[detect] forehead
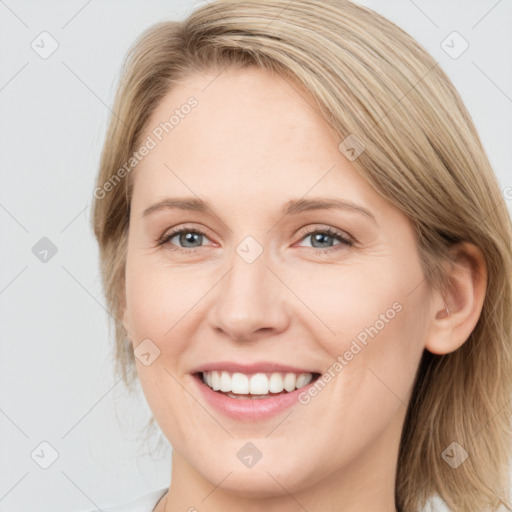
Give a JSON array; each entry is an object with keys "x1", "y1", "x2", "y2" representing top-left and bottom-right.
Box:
[{"x1": 130, "y1": 66, "x2": 380, "y2": 213}]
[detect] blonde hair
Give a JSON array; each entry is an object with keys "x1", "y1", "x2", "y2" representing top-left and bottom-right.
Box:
[{"x1": 91, "y1": 1, "x2": 512, "y2": 510}]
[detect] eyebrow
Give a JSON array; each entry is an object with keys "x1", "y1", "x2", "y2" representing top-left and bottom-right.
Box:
[{"x1": 142, "y1": 196, "x2": 377, "y2": 223}]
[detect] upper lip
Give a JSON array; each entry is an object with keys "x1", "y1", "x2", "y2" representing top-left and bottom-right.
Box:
[{"x1": 191, "y1": 361, "x2": 319, "y2": 375}]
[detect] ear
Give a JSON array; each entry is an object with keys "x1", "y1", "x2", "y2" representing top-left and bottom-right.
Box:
[{"x1": 424, "y1": 243, "x2": 488, "y2": 355}]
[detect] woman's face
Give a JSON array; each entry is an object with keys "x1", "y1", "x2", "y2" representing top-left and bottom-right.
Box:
[{"x1": 123, "y1": 67, "x2": 431, "y2": 503}]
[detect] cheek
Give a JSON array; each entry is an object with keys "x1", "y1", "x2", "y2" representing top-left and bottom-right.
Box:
[
  {"x1": 292, "y1": 250, "x2": 427, "y2": 400},
  {"x1": 286, "y1": 265, "x2": 427, "y2": 473},
  {"x1": 330, "y1": 277, "x2": 427, "y2": 422},
  {"x1": 124, "y1": 258, "x2": 211, "y2": 444},
  {"x1": 124, "y1": 257, "x2": 207, "y2": 349},
  {"x1": 283, "y1": 256, "x2": 422, "y2": 347}
]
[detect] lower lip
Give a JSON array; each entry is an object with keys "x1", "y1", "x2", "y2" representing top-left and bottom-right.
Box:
[{"x1": 193, "y1": 374, "x2": 316, "y2": 421}]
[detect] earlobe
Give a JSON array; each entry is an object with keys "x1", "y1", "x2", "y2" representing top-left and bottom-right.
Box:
[{"x1": 425, "y1": 243, "x2": 488, "y2": 355}]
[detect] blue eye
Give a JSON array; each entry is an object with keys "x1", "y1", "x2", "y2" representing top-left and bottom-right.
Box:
[
  {"x1": 298, "y1": 227, "x2": 353, "y2": 250},
  {"x1": 159, "y1": 228, "x2": 211, "y2": 252},
  {"x1": 158, "y1": 226, "x2": 353, "y2": 254}
]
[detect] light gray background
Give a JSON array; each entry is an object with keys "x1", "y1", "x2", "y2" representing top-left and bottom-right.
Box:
[{"x1": 1, "y1": 1, "x2": 511, "y2": 511}]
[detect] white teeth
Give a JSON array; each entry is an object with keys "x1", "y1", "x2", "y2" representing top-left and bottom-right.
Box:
[
  {"x1": 201, "y1": 370, "x2": 314, "y2": 396},
  {"x1": 296, "y1": 373, "x2": 312, "y2": 388},
  {"x1": 211, "y1": 370, "x2": 221, "y2": 391},
  {"x1": 220, "y1": 371, "x2": 231, "y2": 392},
  {"x1": 249, "y1": 373, "x2": 268, "y2": 394},
  {"x1": 268, "y1": 373, "x2": 284, "y2": 393},
  {"x1": 231, "y1": 372, "x2": 249, "y2": 394},
  {"x1": 283, "y1": 373, "x2": 296, "y2": 392}
]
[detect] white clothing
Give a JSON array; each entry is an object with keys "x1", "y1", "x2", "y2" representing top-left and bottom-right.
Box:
[{"x1": 86, "y1": 487, "x2": 167, "y2": 512}]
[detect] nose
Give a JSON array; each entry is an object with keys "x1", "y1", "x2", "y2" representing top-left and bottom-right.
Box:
[{"x1": 207, "y1": 250, "x2": 291, "y2": 343}]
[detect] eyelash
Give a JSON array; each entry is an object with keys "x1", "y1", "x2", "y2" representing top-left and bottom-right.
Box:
[{"x1": 157, "y1": 225, "x2": 354, "y2": 255}]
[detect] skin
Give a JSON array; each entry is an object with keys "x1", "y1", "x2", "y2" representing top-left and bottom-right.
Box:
[{"x1": 121, "y1": 66, "x2": 487, "y2": 512}]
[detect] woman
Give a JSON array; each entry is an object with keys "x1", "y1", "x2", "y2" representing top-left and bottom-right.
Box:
[{"x1": 91, "y1": 0, "x2": 512, "y2": 510}]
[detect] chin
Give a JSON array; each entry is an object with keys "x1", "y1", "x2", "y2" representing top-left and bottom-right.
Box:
[{"x1": 189, "y1": 446, "x2": 324, "y2": 499}]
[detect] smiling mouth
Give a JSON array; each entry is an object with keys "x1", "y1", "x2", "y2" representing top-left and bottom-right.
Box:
[{"x1": 197, "y1": 370, "x2": 321, "y2": 399}]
